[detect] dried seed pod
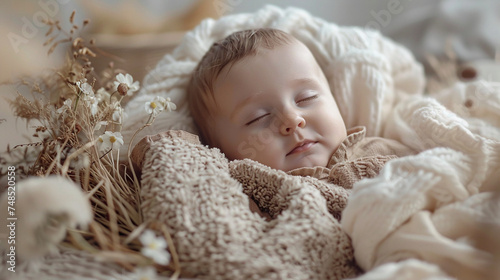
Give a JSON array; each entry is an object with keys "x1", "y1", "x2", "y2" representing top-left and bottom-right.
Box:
[
  {"x1": 117, "y1": 83, "x2": 129, "y2": 96},
  {"x1": 73, "y1": 37, "x2": 83, "y2": 48},
  {"x1": 82, "y1": 47, "x2": 96, "y2": 57},
  {"x1": 70, "y1": 10, "x2": 75, "y2": 23}
]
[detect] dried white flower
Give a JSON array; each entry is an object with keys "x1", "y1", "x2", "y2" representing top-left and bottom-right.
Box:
[
  {"x1": 94, "y1": 121, "x2": 108, "y2": 131},
  {"x1": 95, "y1": 87, "x2": 111, "y2": 104},
  {"x1": 85, "y1": 96, "x2": 99, "y2": 116},
  {"x1": 112, "y1": 104, "x2": 127, "y2": 124},
  {"x1": 139, "y1": 230, "x2": 171, "y2": 265},
  {"x1": 163, "y1": 97, "x2": 176, "y2": 112},
  {"x1": 77, "y1": 81, "x2": 94, "y2": 96},
  {"x1": 144, "y1": 96, "x2": 166, "y2": 116},
  {"x1": 131, "y1": 266, "x2": 157, "y2": 280},
  {"x1": 113, "y1": 73, "x2": 139, "y2": 96},
  {"x1": 0, "y1": 176, "x2": 93, "y2": 261},
  {"x1": 57, "y1": 99, "x2": 72, "y2": 114},
  {"x1": 97, "y1": 131, "x2": 124, "y2": 152}
]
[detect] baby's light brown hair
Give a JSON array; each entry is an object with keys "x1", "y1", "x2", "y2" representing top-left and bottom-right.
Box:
[{"x1": 187, "y1": 28, "x2": 296, "y2": 146}]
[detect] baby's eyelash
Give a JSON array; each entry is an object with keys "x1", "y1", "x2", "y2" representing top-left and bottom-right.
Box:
[
  {"x1": 245, "y1": 114, "x2": 269, "y2": 126},
  {"x1": 297, "y1": 95, "x2": 318, "y2": 104}
]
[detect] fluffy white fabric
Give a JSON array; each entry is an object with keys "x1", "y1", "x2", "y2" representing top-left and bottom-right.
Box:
[
  {"x1": 352, "y1": 259, "x2": 453, "y2": 280},
  {"x1": 343, "y1": 82, "x2": 500, "y2": 279}
]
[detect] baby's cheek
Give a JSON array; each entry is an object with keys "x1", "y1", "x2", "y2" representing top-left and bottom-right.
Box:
[{"x1": 235, "y1": 140, "x2": 257, "y2": 159}]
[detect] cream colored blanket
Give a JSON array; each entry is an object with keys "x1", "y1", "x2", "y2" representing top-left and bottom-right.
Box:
[{"x1": 343, "y1": 82, "x2": 500, "y2": 279}]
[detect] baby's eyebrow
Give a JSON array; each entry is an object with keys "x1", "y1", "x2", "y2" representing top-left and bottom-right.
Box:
[{"x1": 290, "y1": 77, "x2": 318, "y2": 87}]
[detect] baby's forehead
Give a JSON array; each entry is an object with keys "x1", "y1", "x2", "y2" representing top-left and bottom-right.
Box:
[
  {"x1": 233, "y1": 39, "x2": 318, "y2": 69},
  {"x1": 215, "y1": 43, "x2": 325, "y2": 93}
]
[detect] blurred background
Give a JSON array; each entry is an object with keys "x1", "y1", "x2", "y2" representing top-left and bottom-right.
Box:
[{"x1": 1, "y1": 0, "x2": 499, "y2": 151}]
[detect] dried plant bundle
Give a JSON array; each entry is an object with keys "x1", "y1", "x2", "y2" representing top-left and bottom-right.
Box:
[{"x1": 0, "y1": 12, "x2": 180, "y2": 278}]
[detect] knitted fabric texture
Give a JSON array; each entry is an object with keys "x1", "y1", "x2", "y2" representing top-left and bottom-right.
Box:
[
  {"x1": 139, "y1": 132, "x2": 359, "y2": 279},
  {"x1": 229, "y1": 158, "x2": 352, "y2": 222},
  {"x1": 288, "y1": 126, "x2": 415, "y2": 188},
  {"x1": 328, "y1": 155, "x2": 396, "y2": 189},
  {"x1": 343, "y1": 92, "x2": 500, "y2": 279}
]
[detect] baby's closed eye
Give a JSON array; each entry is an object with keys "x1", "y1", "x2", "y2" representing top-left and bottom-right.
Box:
[
  {"x1": 296, "y1": 94, "x2": 318, "y2": 104},
  {"x1": 246, "y1": 113, "x2": 270, "y2": 126}
]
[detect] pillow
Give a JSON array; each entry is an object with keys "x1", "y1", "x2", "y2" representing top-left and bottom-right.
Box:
[{"x1": 120, "y1": 5, "x2": 425, "y2": 159}]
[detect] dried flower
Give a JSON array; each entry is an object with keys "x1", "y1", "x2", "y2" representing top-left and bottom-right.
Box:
[
  {"x1": 164, "y1": 97, "x2": 177, "y2": 112},
  {"x1": 114, "y1": 73, "x2": 139, "y2": 96},
  {"x1": 97, "y1": 131, "x2": 124, "y2": 152},
  {"x1": 0, "y1": 176, "x2": 93, "y2": 261},
  {"x1": 112, "y1": 104, "x2": 126, "y2": 123},
  {"x1": 117, "y1": 83, "x2": 128, "y2": 96},
  {"x1": 139, "y1": 230, "x2": 171, "y2": 265},
  {"x1": 94, "y1": 120, "x2": 108, "y2": 131},
  {"x1": 95, "y1": 87, "x2": 111, "y2": 104},
  {"x1": 144, "y1": 96, "x2": 177, "y2": 118},
  {"x1": 57, "y1": 99, "x2": 73, "y2": 114},
  {"x1": 77, "y1": 81, "x2": 94, "y2": 96},
  {"x1": 85, "y1": 96, "x2": 99, "y2": 116},
  {"x1": 131, "y1": 266, "x2": 157, "y2": 280},
  {"x1": 144, "y1": 96, "x2": 166, "y2": 116},
  {"x1": 0, "y1": 13, "x2": 181, "y2": 272}
]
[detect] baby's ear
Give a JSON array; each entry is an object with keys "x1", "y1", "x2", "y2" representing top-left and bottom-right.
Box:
[{"x1": 130, "y1": 130, "x2": 200, "y2": 173}]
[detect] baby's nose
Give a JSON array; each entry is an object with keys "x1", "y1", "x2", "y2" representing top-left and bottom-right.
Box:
[{"x1": 279, "y1": 113, "x2": 306, "y2": 135}]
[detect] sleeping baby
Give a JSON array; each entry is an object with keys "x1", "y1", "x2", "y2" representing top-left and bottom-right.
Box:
[
  {"x1": 130, "y1": 28, "x2": 416, "y2": 221},
  {"x1": 186, "y1": 28, "x2": 415, "y2": 187},
  {"x1": 128, "y1": 26, "x2": 422, "y2": 279}
]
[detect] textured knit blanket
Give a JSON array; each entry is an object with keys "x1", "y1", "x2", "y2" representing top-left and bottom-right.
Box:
[
  {"x1": 344, "y1": 86, "x2": 500, "y2": 279},
  {"x1": 4, "y1": 5, "x2": 500, "y2": 280},
  {"x1": 136, "y1": 131, "x2": 358, "y2": 279}
]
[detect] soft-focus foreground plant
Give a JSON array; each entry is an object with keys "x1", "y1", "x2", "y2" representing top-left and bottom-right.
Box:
[{"x1": 0, "y1": 11, "x2": 179, "y2": 278}]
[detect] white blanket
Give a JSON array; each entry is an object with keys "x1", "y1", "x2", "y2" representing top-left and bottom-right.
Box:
[{"x1": 343, "y1": 82, "x2": 500, "y2": 279}]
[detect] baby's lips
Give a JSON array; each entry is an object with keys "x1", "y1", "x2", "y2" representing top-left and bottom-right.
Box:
[{"x1": 286, "y1": 140, "x2": 316, "y2": 156}]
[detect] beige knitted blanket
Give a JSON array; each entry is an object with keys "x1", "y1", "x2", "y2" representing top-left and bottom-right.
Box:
[{"x1": 137, "y1": 131, "x2": 358, "y2": 279}]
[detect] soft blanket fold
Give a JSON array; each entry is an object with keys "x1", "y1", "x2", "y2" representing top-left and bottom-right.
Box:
[{"x1": 342, "y1": 81, "x2": 500, "y2": 280}]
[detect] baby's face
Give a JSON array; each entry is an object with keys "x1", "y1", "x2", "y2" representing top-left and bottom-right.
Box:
[{"x1": 211, "y1": 40, "x2": 346, "y2": 171}]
